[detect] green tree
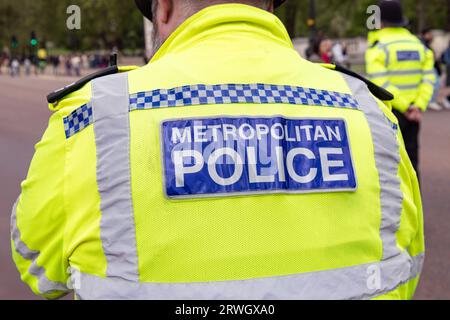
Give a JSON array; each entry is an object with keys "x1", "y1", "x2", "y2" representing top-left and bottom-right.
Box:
[{"x1": 0, "y1": 0, "x2": 449, "y2": 52}]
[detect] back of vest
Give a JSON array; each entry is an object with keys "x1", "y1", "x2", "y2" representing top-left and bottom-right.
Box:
[
  {"x1": 376, "y1": 32, "x2": 430, "y2": 99},
  {"x1": 389, "y1": 41, "x2": 426, "y2": 73},
  {"x1": 63, "y1": 47, "x2": 420, "y2": 299}
]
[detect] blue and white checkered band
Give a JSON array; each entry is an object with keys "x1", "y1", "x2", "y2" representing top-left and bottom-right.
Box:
[
  {"x1": 63, "y1": 104, "x2": 93, "y2": 138},
  {"x1": 129, "y1": 84, "x2": 360, "y2": 111},
  {"x1": 63, "y1": 84, "x2": 360, "y2": 138}
]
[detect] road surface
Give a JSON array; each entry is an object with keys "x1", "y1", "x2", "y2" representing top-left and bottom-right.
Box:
[{"x1": 0, "y1": 74, "x2": 449, "y2": 300}]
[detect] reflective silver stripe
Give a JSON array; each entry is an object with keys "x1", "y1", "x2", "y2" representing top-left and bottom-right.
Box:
[
  {"x1": 10, "y1": 198, "x2": 68, "y2": 294},
  {"x1": 92, "y1": 73, "x2": 139, "y2": 281},
  {"x1": 368, "y1": 69, "x2": 425, "y2": 78},
  {"x1": 381, "y1": 81, "x2": 391, "y2": 89},
  {"x1": 422, "y1": 70, "x2": 435, "y2": 75},
  {"x1": 377, "y1": 40, "x2": 421, "y2": 49},
  {"x1": 421, "y1": 79, "x2": 435, "y2": 86},
  {"x1": 72, "y1": 252, "x2": 424, "y2": 300},
  {"x1": 343, "y1": 75, "x2": 403, "y2": 260},
  {"x1": 397, "y1": 84, "x2": 420, "y2": 90},
  {"x1": 373, "y1": 82, "x2": 426, "y2": 91},
  {"x1": 367, "y1": 72, "x2": 387, "y2": 79},
  {"x1": 383, "y1": 46, "x2": 390, "y2": 67},
  {"x1": 376, "y1": 79, "x2": 434, "y2": 91}
]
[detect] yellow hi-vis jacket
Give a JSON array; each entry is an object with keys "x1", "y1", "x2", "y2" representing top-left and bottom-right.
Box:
[
  {"x1": 11, "y1": 4, "x2": 424, "y2": 300},
  {"x1": 366, "y1": 27, "x2": 436, "y2": 113}
]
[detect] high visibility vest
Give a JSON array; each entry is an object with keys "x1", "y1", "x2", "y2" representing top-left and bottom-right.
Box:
[
  {"x1": 367, "y1": 30, "x2": 381, "y2": 47},
  {"x1": 12, "y1": 4, "x2": 424, "y2": 300},
  {"x1": 365, "y1": 27, "x2": 436, "y2": 112}
]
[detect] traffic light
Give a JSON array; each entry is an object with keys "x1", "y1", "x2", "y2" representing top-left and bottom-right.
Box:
[
  {"x1": 30, "y1": 31, "x2": 38, "y2": 47},
  {"x1": 11, "y1": 35, "x2": 18, "y2": 49}
]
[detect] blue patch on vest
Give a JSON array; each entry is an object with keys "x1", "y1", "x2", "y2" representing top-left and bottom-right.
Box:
[
  {"x1": 161, "y1": 117, "x2": 357, "y2": 198},
  {"x1": 396, "y1": 50, "x2": 420, "y2": 62}
]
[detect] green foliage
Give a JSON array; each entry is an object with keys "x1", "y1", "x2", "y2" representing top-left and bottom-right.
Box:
[
  {"x1": 276, "y1": 0, "x2": 450, "y2": 38},
  {"x1": 0, "y1": 0, "x2": 144, "y2": 52},
  {"x1": 0, "y1": 0, "x2": 449, "y2": 51}
]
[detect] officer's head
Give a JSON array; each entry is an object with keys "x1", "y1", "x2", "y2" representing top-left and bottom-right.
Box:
[
  {"x1": 421, "y1": 28, "x2": 434, "y2": 44},
  {"x1": 378, "y1": 0, "x2": 408, "y2": 28},
  {"x1": 136, "y1": 0, "x2": 285, "y2": 56}
]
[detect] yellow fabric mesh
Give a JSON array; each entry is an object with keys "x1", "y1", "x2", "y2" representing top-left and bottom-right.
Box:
[{"x1": 130, "y1": 104, "x2": 382, "y2": 282}]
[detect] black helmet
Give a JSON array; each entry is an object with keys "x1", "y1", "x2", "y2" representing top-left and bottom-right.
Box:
[
  {"x1": 378, "y1": 0, "x2": 408, "y2": 27},
  {"x1": 135, "y1": 0, "x2": 287, "y2": 21}
]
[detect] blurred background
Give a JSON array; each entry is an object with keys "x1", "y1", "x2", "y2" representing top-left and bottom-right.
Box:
[{"x1": 0, "y1": 0, "x2": 449, "y2": 299}]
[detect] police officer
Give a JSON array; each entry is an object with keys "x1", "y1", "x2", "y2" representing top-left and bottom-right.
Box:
[
  {"x1": 366, "y1": 0, "x2": 436, "y2": 177},
  {"x1": 12, "y1": 0, "x2": 424, "y2": 300}
]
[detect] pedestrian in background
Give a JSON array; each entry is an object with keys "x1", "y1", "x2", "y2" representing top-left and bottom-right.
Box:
[
  {"x1": 10, "y1": 58, "x2": 19, "y2": 77},
  {"x1": 305, "y1": 29, "x2": 324, "y2": 61},
  {"x1": 50, "y1": 55, "x2": 60, "y2": 76},
  {"x1": 332, "y1": 41, "x2": 350, "y2": 68},
  {"x1": 81, "y1": 54, "x2": 89, "y2": 70},
  {"x1": 1, "y1": 47, "x2": 10, "y2": 75},
  {"x1": 24, "y1": 57, "x2": 31, "y2": 76},
  {"x1": 71, "y1": 54, "x2": 81, "y2": 77},
  {"x1": 319, "y1": 38, "x2": 333, "y2": 63},
  {"x1": 64, "y1": 55, "x2": 72, "y2": 76},
  {"x1": 0, "y1": 48, "x2": 6, "y2": 75},
  {"x1": 366, "y1": 0, "x2": 436, "y2": 178}
]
